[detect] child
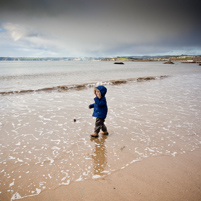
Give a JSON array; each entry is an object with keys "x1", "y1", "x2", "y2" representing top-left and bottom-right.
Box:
[{"x1": 89, "y1": 85, "x2": 108, "y2": 137}]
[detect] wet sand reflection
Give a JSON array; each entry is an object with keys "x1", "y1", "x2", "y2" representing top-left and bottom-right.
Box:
[{"x1": 90, "y1": 136, "x2": 108, "y2": 176}]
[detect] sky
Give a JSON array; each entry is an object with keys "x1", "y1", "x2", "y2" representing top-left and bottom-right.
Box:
[{"x1": 0, "y1": 0, "x2": 201, "y2": 57}]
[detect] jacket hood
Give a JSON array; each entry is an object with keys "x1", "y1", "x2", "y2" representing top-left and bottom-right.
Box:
[{"x1": 95, "y1": 85, "x2": 107, "y2": 97}]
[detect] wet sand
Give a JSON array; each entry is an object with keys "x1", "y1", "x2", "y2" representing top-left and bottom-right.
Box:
[
  {"x1": 22, "y1": 149, "x2": 201, "y2": 201},
  {"x1": 1, "y1": 69, "x2": 201, "y2": 200}
]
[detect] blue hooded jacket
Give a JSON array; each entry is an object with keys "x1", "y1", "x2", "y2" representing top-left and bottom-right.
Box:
[{"x1": 89, "y1": 85, "x2": 108, "y2": 119}]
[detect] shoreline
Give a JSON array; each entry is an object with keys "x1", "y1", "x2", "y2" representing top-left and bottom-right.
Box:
[
  {"x1": 22, "y1": 149, "x2": 201, "y2": 201},
  {"x1": 0, "y1": 75, "x2": 168, "y2": 95}
]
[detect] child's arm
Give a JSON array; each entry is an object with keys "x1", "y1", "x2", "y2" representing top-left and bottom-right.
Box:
[{"x1": 89, "y1": 103, "x2": 94, "y2": 109}]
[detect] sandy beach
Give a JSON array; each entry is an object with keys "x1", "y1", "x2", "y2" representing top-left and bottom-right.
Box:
[
  {"x1": 1, "y1": 62, "x2": 201, "y2": 200},
  {"x1": 18, "y1": 149, "x2": 201, "y2": 201}
]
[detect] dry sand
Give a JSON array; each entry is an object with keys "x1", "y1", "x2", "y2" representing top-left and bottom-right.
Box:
[{"x1": 23, "y1": 149, "x2": 201, "y2": 201}]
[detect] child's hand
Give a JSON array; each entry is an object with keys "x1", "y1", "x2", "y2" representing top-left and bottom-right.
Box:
[{"x1": 88, "y1": 106, "x2": 91, "y2": 109}]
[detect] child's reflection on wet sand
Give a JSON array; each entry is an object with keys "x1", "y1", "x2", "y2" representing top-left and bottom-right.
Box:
[{"x1": 90, "y1": 136, "x2": 108, "y2": 176}]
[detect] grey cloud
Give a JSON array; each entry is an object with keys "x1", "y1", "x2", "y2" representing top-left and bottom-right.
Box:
[{"x1": 0, "y1": 0, "x2": 201, "y2": 56}]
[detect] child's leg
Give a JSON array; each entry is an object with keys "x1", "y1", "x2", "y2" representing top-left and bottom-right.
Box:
[
  {"x1": 101, "y1": 120, "x2": 107, "y2": 132},
  {"x1": 94, "y1": 118, "x2": 107, "y2": 133}
]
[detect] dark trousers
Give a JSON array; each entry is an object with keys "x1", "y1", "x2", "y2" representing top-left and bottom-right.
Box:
[{"x1": 94, "y1": 118, "x2": 107, "y2": 133}]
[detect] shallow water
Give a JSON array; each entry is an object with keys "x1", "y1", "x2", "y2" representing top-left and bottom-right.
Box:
[
  {"x1": 0, "y1": 62, "x2": 201, "y2": 200},
  {"x1": 1, "y1": 61, "x2": 200, "y2": 93}
]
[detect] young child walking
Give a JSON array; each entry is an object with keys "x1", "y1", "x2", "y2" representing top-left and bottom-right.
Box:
[{"x1": 89, "y1": 85, "x2": 108, "y2": 137}]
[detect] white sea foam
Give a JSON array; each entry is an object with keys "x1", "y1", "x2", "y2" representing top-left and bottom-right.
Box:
[
  {"x1": 51, "y1": 146, "x2": 61, "y2": 150},
  {"x1": 60, "y1": 180, "x2": 70, "y2": 185},
  {"x1": 11, "y1": 192, "x2": 22, "y2": 200},
  {"x1": 9, "y1": 156, "x2": 16, "y2": 160},
  {"x1": 9, "y1": 181, "x2": 15, "y2": 187},
  {"x1": 76, "y1": 177, "x2": 83, "y2": 181},
  {"x1": 92, "y1": 175, "x2": 101, "y2": 179}
]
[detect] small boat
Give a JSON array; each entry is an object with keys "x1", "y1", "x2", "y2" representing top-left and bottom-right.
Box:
[{"x1": 114, "y1": 62, "x2": 124, "y2": 64}]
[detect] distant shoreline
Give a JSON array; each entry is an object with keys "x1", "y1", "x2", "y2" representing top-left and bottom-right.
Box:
[{"x1": 0, "y1": 55, "x2": 201, "y2": 62}]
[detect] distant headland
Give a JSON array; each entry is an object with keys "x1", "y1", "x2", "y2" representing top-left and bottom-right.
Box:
[{"x1": 101, "y1": 55, "x2": 201, "y2": 63}]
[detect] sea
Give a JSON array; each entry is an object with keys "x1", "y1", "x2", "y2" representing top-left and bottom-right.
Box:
[{"x1": 0, "y1": 61, "x2": 201, "y2": 200}]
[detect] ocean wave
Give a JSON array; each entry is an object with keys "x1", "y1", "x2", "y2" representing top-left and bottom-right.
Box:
[{"x1": 0, "y1": 75, "x2": 169, "y2": 95}]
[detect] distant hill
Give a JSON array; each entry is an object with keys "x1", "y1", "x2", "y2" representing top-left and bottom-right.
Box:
[{"x1": 101, "y1": 55, "x2": 201, "y2": 62}]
